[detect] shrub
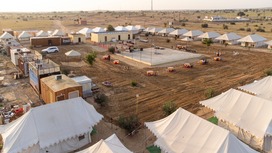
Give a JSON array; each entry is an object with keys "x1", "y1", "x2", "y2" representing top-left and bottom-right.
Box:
[
  {"x1": 223, "y1": 24, "x2": 228, "y2": 29},
  {"x1": 94, "y1": 93, "x2": 108, "y2": 106},
  {"x1": 204, "y1": 88, "x2": 215, "y2": 99},
  {"x1": 256, "y1": 28, "x2": 265, "y2": 32},
  {"x1": 181, "y1": 22, "x2": 186, "y2": 26},
  {"x1": 166, "y1": 38, "x2": 170, "y2": 43},
  {"x1": 118, "y1": 115, "x2": 140, "y2": 134},
  {"x1": 86, "y1": 52, "x2": 96, "y2": 65},
  {"x1": 265, "y1": 69, "x2": 272, "y2": 76},
  {"x1": 162, "y1": 101, "x2": 177, "y2": 116},
  {"x1": 145, "y1": 32, "x2": 149, "y2": 37},
  {"x1": 108, "y1": 46, "x2": 115, "y2": 54},
  {"x1": 239, "y1": 28, "x2": 245, "y2": 31},
  {"x1": 201, "y1": 23, "x2": 208, "y2": 28},
  {"x1": 131, "y1": 81, "x2": 137, "y2": 87},
  {"x1": 246, "y1": 28, "x2": 251, "y2": 32},
  {"x1": 230, "y1": 22, "x2": 236, "y2": 25},
  {"x1": 61, "y1": 68, "x2": 69, "y2": 75},
  {"x1": 106, "y1": 24, "x2": 115, "y2": 31}
]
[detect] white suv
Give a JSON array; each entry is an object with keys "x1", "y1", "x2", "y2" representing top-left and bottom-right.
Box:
[{"x1": 41, "y1": 46, "x2": 59, "y2": 53}]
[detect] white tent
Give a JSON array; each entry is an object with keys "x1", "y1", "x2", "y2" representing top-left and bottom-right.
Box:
[
  {"x1": 0, "y1": 97, "x2": 103, "y2": 153},
  {"x1": 200, "y1": 88, "x2": 272, "y2": 152},
  {"x1": 36, "y1": 30, "x2": 49, "y2": 37},
  {"x1": 115, "y1": 26, "x2": 128, "y2": 31},
  {"x1": 92, "y1": 27, "x2": 106, "y2": 33},
  {"x1": 78, "y1": 27, "x2": 93, "y2": 38},
  {"x1": 145, "y1": 108, "x2": 258, "y2": 153},
  {"x1": 51, "y1": 29, "x2": 65, "y2": 36},
  {"x1": 169, "y1": 29, "x2": 188, "y2": 36},
  {"x1": 238, "y1": 34, "x2": 267, "y2": 47},
  {"x1": 0, "y1": 32, "x2": 14, "y2": 41},
  {"x1": 144, "y1": 27, "x2": 155, "y2": 32},
  {"x1": 148, "y1": 27, "x2": 163, "y2": 34},
  {"x1": 72, "y1": 76, "x2": 92, "y2": 98},
  {"x1": 183, "y1": 30, "x2": 203, "y2": 40},
  {"x1": 215, "y1": 32, "x2": 241, "y2": 45},
  {"x1": 198, "y1": 31, "x2": 221, "y2": 39},
  {"x1": 158, "y1": 28, "x2": 175, "y2": 34},
  {"x1": 18, "y1": 31, "x2": 31, "y2": 40},
  {"x1": 65, "y1": 50, "x2": 81, "y2": 57},
  {"x1": 181, "y1": 37, "x2": 193, "y2": 42},
  {"x1": 135, "y1": 25, "x2": 145, "y2": 31},
  {"x1": 125, "y1": 25, "x2": 139, "y2": 34},
  {"x1": 76, "y1": 134, "x2": 133, "y2": 153},
  {"x1": 238, "y1": 76, "x2": 272, "y2": 100},
  {"x1": 265, "y1": 40, "x2": 272, "y2": 49}
]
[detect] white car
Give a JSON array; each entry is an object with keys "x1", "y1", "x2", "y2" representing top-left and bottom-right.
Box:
[{"x1": 41, "y1": 46, "x2": 59, "y2": 53}]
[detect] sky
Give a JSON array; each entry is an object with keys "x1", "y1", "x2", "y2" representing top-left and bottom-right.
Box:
[{"x1": 1, "y1": 0, "x2": 272, "y2": 12}]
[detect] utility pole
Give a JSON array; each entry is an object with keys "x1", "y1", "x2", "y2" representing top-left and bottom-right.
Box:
[{"x1": 151, "y1": 0, "x2": 153, "y2": 11}]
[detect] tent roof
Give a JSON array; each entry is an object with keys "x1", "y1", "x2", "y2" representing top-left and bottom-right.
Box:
[
  {"x1": 135, "y1": 25, "x2": 145, "y2": 30},
  {"x1": 51, "y1": 29, "x2": 65, "y2": 36},
  {"x1": 78, "y1": 27, "x2": 93, "y2": 34},
  {"x1": 76, "y1": 134, "x2": 133, "y2": 153},
  {"x1": 0, "y1": 97, "x2": 103, "y2": 153},
  {"x1": 158, "y1": 28, "x2": 175, "y2": 34},
  {"x1": 148, "y1": 27, "x2": 163, "y2": 33},
  {"x1": 238, "y1": 34, "x2": 267, "y2": 43},
  {"x1": 65, "y1": 50, "x2": 81, "y2": 57},
  {"x1": 41, "y1": 74, "x2": 81, "y2": 92},
  {"x1": 198, "y1": 31, "x2": 221, "y2": 39},
  {"x1": 265, "y1": 40, "x2": 272, "y2": 45},
  {"x1": 181, "y1": 37, "x2": 193, "y2": 41},
  {"x1": 115, "y1": 26, "x2": 128, "y2": 31},
  {"x1": 92, "y1": 27, "x2": 106, "y2": 33},
  {"x1": 125, "y1": 25, "x2": 138, "y2": 31},
  {"x1": 216, "y1": 32, "x2": 241, "y2": 41},
  {"x1": 238, "y1": 76, "x2": 272, "y2": 100},
  {"x1": 183, "y1": 30, "x2": 203, "y2": 37},
  {"x1": 169, "y1": 29, "x2": 188, "y2": 36},
  {"x1": 200, "y1": 88, "x2": 272, "y2": 138},
  {"x1": 0, "y1": 32, "x2": 14, "y2": 39},
  {"x1": 144, "y1": 27, "x2": 155, "y2": 32},
  {"x1": 36, "y1": 30, "x2": 49, "y2": 37},
  {"x1": 18, "y1": 31, "x2": 31, "y2": 38},
  {"x1": 145, "y1": 108, "x2": 257, "y2": 153}
]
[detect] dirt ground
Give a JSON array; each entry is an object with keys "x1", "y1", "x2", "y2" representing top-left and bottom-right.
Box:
[{"x1": 1, "y1": 10, "x2": 272, "y2": 152}]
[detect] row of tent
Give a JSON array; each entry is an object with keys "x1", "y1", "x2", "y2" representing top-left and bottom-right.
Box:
[
  {"x1": 1, "y1": 77, "x2": 272, "y2": 152},
  {"x1": 0, "y1": 29, "x2": 66, "y2": 41}
]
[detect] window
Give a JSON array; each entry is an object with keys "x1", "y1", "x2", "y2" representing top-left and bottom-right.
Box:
[
  {"x1": 128, "y1": 34, "x2": 130, "y2": 40},
  {"x1": 78, "y1": 135, "x2": 85, "y2": 141}
]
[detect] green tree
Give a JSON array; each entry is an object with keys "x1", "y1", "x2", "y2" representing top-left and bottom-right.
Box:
[
  {"x1": 106, "y1": 24, "x2": 115, "y2": 31},
  {"x1": 202, "y1": 38, "x2": 213, "y2": 51},
  {"x1": 162, "y1": 101, "x2": 177, "y2": 116},
  {"x1": 237, "y1": 11, "x2": 246, "y2": 16},
  {"x1": 86, "y1": 52, "x2": 96, "y2": 65},
  {"x1": 118, "y1": 114, "x2": 140, "y2": 134}
]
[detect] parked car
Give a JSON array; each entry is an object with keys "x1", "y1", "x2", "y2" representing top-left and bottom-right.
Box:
[{"x1": 41, "y1": 46, "x2": 59, "y2": 53}]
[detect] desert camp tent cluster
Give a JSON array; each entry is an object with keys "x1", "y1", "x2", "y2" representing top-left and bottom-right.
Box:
[
  {"x1": 145, "y1": 108, "x2": 258, "y2": 153},
  {"x1": 200, "y1": 79, "x2": 272, "y2": 152},
  {"x1": 0, "y1": 97, "x2": 103, "y2": 153}
]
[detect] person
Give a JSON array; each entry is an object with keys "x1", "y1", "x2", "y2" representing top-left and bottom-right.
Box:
[
  {"x1": 216, "y1": 50, "x2": 221, "y2": 57},
  {"x1": 108, "y1": 54, "x2": 111, "y2": 61}
]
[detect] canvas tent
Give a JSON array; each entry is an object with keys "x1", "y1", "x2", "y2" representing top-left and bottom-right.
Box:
[
  {"x1": 198, "y1": 31, "x2": 221, "y2": 42},
  {"x1": 158, "y1": 28, "x2": 175, "y2": 36},
  {"x1": 200, "y1": 88, "x2": 272, "y2": 152},
  {"x1": 18, "y1": 31, "x2": 31, "y2": 41},
  {"x1": 115, "y1": 26, "x2": 128, "y2": 31},
  {"x1": 144, "y1": 27, "x2": 155, "y2": 32},
  {"x1": 145, "y1": 108, "x2": 258, "y2": 153},
  {"x1": 0, "y1": 32, "x2": 14, "y2": 41},
  {"x1": 65, "y1": 50, "x2": 81, "y2": 57},
  {"x1": 51, "y1": 29, "x2": 65, "y2": 36},
  {"x1": 76, "y1": 134, "x2": 133, "y2": 153},
  {"x1": 72, "y1": 76, "x2": 93, "y2": 98},
  {"x1": 78, "y1": 27, "x2": 93, "y2": 38},
  {"x1": 125, "y1": 25, "x2": 139, "y2": 34},
  {"x1": 238, "y1": 76, "x2": 272, "y2": 100},
  {"x1": 238, "y1": 34, "x2": 267, "y2": 48},
  {"x1": 148, "y1": 27, "x2": 163, "y2": 34},
  {"x1": 265, "y1": 40, "x2": 272, "y2": 49},
  {"x1": 36, "y1": 30, "x2": 49, "y2": 37},
  {"x1": 135, "y1": 25, "x2": 145, "y2": 31},
  {"x1": 183, "y1": 30, "x2": 203, "y2": 40},
  {"x1": 0, "y1": 97, "x2": 103, "y2": 153},
  {"x1": 169, "y1": 28, "x2": 188, "y2": 37},
  {"x1": 92, "y1": 27, "x2": 106, "y2": 33},
  {"x1": 216, "y1": 32, "x2": 241, "y2": 45}
]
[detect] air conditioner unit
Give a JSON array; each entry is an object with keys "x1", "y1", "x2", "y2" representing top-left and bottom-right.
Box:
[{"x1": 55, "y1": 75, "x2": 62, "y2": 80}]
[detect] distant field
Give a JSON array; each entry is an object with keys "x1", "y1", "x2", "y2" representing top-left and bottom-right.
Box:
[{"x1": 1, "y1": 10, "x2": 272, "y2": 39}]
